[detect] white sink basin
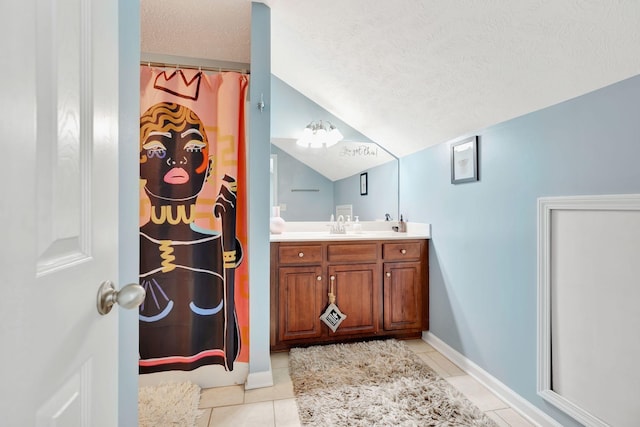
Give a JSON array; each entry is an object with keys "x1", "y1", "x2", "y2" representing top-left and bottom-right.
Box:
[
  {"x1": 268, "y1": 221, "x2": 431, "y2": 242},
  {"x1": 270, "y1": 230, "x2": 418, "y2": 242}
]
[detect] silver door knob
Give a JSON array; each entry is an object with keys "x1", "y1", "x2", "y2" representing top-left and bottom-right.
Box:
[{"x1": 97, "y1": 280, "x2": 146, "y2": 315}]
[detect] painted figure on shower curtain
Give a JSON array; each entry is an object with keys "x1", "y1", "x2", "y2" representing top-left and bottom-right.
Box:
[{"x1": 138, "y1": 101, "x2": 242, "y2": 373}]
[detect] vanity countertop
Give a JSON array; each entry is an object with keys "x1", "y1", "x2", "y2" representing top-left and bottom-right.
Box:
[{"x1": 269, "y1": 222, "x2": 431, "y2": 242}]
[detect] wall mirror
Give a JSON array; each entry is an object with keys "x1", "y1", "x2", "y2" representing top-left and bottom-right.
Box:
[
  {"x1": 270, "y1": 76, "x2": 399, "y2": 222},
  {"x1": 270, "y1": 138, "x2": 398, "y2": 222}
]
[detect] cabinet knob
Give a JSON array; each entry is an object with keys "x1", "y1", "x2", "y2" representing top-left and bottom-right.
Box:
[
  {"x1": 400, "y1": 249, "x2": 407, "y2": 254},
  {"x1": 386, "y1": 272, "x2": 391, "y2": 277},
  {"x1": 298, "y1": 252, "x2": 304, "y2": 258},
  {"x1": 330, "y1": 275, "x2": 335, "y2": 281},
  {"x1": 316, "y1": 275, "x2": 322, "y2": 281}
]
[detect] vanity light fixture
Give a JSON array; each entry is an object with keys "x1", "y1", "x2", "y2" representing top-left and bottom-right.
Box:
[{"x1": 296, "y1": 120, "x2": 344, "y2": 148}]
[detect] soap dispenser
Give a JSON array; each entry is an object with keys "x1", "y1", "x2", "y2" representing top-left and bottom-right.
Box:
[
  {"x1": 399, "y1": 215, "x2": 407, "y2": 233},
  {"x1": 270, "y1": 206, "x2": 286, "y2": 234},
  {"x1": 353, "y1": 216, "x2": 362, "y2": 233}
]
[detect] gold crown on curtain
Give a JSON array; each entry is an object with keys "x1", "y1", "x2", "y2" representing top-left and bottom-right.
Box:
[{"x1": 153, "y1": 69, "x2": 202, "y2": 101}]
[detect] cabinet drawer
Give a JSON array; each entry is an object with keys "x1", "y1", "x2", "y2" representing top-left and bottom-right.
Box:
[
  {"x1": 382, "y1": 241, "x2": 422, "y2": 261},
  {"x1": 278, "y1": 245, "x2": 323, "y2": 264},
  {"x1": 327, "y1": 243, "x2": 377, "y2": 263}
]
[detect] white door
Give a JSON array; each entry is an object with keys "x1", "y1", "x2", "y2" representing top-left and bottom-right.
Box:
[{"x1": 0, "y1": 0, "x2": 130, "y2": 425}]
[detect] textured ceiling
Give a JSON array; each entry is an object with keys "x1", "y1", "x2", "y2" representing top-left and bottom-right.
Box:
[
  {"x1": 142, "y1": 0, "x2": 640, "y2": 158},
  {"x1": 141, "y1": 0, "x2": 251, "y2": 63}
]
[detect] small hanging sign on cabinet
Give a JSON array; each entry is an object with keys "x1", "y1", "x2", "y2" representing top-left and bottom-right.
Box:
[
  {"x1": 319, "y1": 278, "x2": 346, "y2": 332},
  {"x1": 320, "y1": 302, "x2": 346, "y2": 332}
]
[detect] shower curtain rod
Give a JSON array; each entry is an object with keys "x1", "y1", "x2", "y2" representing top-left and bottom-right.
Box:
[
  {"x1": 141, "y1": 61, "x2": 250, "y2": 75},
  {"x1": 140, "y1": 53, "x2": 250, "y2": 74}
]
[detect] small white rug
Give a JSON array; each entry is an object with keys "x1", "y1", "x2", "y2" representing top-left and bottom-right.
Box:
[
  {"x1": 290, "y1": 339, "x2": 498, "y2": 426},
  {"x1": 139, "y1": 381, "x2": 203, "y2": 427}
]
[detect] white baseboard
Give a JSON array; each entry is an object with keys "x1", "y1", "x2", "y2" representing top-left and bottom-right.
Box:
[
  {"x1": 244, "y1": 369, "x2": 274, "y2": 390},
  {"x1": 422, "y1": 332, "x2": 562, "y2": 427}
]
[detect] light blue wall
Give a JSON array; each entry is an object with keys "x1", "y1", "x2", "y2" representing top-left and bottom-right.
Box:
[
  {"x1": 400, "y1": 74, "x2": 640, "y2": 426},
  {"x1": 118, "y1": 0, "x2": 140, "y2": 425},
  {"x1": 271, "y1": 145, "x2": 334, "y2": 221},
  {"x1": 249, "y1": 2, "x2": 272, "y2": 378},
  {"x1": 335, "y1": 160, "x2": 399, "y2": 221}
]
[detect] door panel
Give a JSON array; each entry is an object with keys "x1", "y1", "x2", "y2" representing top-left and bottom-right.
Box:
[
  {"x1": 36, "y1": 361, "x2": 91, "y2": 426},
  {"x1": 0, "y1": 0, "x2": 121, "y2": 425},
  {"x1": 36, "y1": 0, "x2": 91, "y2": 273}
]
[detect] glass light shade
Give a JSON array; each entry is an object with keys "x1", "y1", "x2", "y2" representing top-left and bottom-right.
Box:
[
  {"x1": 311, "y1": 128, "x2": 327, "y2": 147},
  {"x1": 296, "y1": 121, "x2": 343, "y2": 148},
  {"x1": 327, "y1": 127, "x2": 343, "y2": 146},
  {"x1": 296, "y1": 127, "x2": 314, "y2": 147}
]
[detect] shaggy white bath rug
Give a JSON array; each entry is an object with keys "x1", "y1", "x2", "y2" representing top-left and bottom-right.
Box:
[
  {"x1": 289, "y1": 339, "x2": 498, "y2": 426},
  {"x1": 138, "y1": 381, "x2": 203, "y2": 427}
]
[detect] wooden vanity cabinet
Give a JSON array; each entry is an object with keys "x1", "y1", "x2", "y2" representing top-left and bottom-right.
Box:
[
  {"x1": 270, "y1": 244, "x2": 324, "y2": 344},
  {"x1": 327, "y1": 263, "x2": 379, "y2": 336},
  {"x1": 382, "y1": 241, "x2": 427, "y2": 331},
  {"x1": 270, "y1": 239, "x2": 428, "y2": 351},
  {"x1": 277, "y1": 265, "x2": 324, "y2": 341}
]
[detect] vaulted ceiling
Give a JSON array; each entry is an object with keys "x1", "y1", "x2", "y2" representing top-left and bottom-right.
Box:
[{"x1": 141, "y1": 0, "x2": 640, "y2": 158}]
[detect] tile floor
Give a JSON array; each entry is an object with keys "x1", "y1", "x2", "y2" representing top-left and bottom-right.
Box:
[{"x1": 196, "y1": 339, "x2": 535, "y2": 427}]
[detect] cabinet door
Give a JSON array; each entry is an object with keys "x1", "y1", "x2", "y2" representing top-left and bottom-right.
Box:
[
  {"x1": 328, "y1": 264, "x2": 380, "y2": 336},
  {"x1": 278, "y1": 266, "x2": 325, "y2": 341},
  {"x1": 383, "y1": 261, "x2": 423, "y2": 330}
]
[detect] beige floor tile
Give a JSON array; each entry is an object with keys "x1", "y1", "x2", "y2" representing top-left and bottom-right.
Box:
[
  {"x1": 199, "y1": 385, "x2": 245, "y2": 408},
  {"x1": 273, "y1": 398, "x2": 301, "y2": 427},
  {"x1": 270, "y1": 351, "x2": 289, "y2": 369},
  {"x1": 403, "y1": 338, "x2": 435, "y2": 353},
  {"x1": 244, "y1": 382, "x2": 295, "y2": 404},
  {"x1": 196, "y1": 408, "x2": 212, "y2": 427},
  {"x1": 492, "y1": 408, "x2": 536, "y2": 427},
  {"x1": 445, "y1": 375, "x2": 508, "y2": 412},
  {"x1": 272, "y1": 365, "x2": 291, "y2": 382},
  {"x1": 485, "y1": 410, "x2": 511, "y2": 427},
  {"x1": 209, "y1": 401, "x2": 275, "y2": 427},
  {"x1": 426, "y1": 351, "x2": 465, "y2": 376},
  {"x1": 416, "y1": 352, "x2": 453, "y2": 378},
  {"x1": 244, "y1": 367, "x2": 294, "y2": 403},
  {"x1": 195, "y1": 345, "x2": 524, "y2": 427}
]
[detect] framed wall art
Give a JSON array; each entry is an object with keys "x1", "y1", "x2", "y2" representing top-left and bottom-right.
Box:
[
  {"x1": 360, "y1": 172, "x2": 368, "y2": 195},
  {"x1": 451, "y1": 136, "x2": 478, "y2": 184}
]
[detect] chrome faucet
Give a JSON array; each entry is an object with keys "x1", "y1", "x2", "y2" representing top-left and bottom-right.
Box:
[{"x1": 330, "y1": 214, "x2": 347, "y2": 234}]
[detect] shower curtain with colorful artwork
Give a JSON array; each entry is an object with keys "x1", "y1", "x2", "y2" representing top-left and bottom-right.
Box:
[{"x1": 138, "y1": 66, "x2": 249, "y2": 375}]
